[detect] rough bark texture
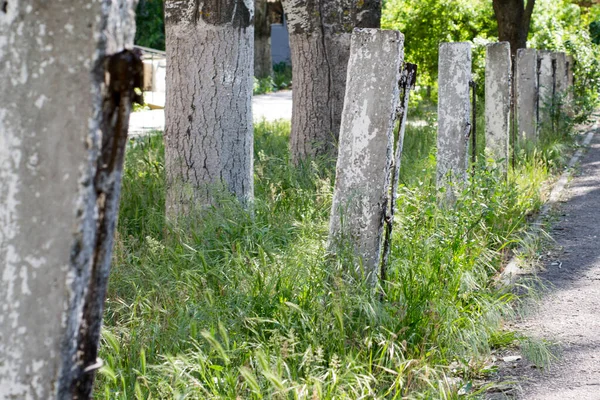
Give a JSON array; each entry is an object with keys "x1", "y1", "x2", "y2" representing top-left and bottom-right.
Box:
[
  {"x1": 282, "y1": 0, "x2": 382, "y2": 163},
  {"x1": 484, "y1": 42, "x2": 512, "y2": 172},
  {"x1": 492, "y1": 0, "x2": 536, "y2": 59},
  {"x1": 254, "y1": 0, "x2": 273, "y2": 79},
  {"x1": 437, "y1": 42, "x2": 472, "y2": 204},
  {"x1": 0, "y1": 1, "x2": 137, "y2": 399},
  {"x1": 165, "y1": 0, "x2": 254, "y2": 218},
  {"x1": 328, "y1": 28, "x2": 404, "y2": 285}
]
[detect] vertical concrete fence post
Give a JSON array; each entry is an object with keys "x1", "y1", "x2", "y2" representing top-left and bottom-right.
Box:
[
  {"x1": 515, "y1": 48, "x2": 538, "y2": 143},
  {"x1": 484, "y1": 42, "x2": 512, "y2": 173},
  {"x1": 554, "y1": 52, "x2": 568, "y2": 108},
  {"x1": 566, "y1": 54, "x2": 575, "y2": 115},
  {"x1": 0, "y1": 0, "x2": 138, "y2": 398},
  {"x1": 329, "y1": 28, "x2": 405, "y2": 285},
  {"x1": 436, "y1": 42, "x2": 472, "y2": 203},
  {"x1": 537, "y1": 50, "x2": 554, "y2": 134},
  {"x1": 566, "y1": 55, "x2": 575, "y2": 89},
  {"x1": 380, "y1": 63, "x2": 417, "y2": 282}
]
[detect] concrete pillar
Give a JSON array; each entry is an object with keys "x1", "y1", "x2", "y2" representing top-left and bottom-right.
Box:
[
  {"x1": 566, "y1": 54, "x2": 575, "y2": 113},
  {"x1": 0, "y1": 0, "x2": 138, "y2": 397},
  {"x1": 566, "y1": 55, "x2": 575, "y2": 91},
  {"x1": 484, "y1": 42, "x2": 511, "y2": 171},
  {"x1": 554, "y1": 52, "x2": 568, "y2": 105},
  {"x1": 537, "y1": 50, "x2": 554, "y2": 133},
  {"x1": 515, "y1": 48, "x2": 538, "y2": 142},
  {"x1": 329, "y1": 28, "x2": 404, "y2": 283},
  {"x1": 437, "y1": 42, "x2": 472, "y2": 202}
]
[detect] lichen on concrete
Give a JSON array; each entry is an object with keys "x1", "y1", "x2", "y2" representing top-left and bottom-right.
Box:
[
  {"x1": 436, "y1": 42, "x2": 472, "y2": 204},
  {"x1": 329, "y1": 28, "x2": 404, "y2": 283}
]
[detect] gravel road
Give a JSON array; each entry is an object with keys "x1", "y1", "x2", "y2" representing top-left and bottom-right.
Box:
[{"x1": 516, "y1": 129, "x2": 600, "y2": 399}]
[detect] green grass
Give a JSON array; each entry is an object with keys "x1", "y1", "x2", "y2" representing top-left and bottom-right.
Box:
[{"x1": 97, "y1": 111, "x2": 575, "y2": 399}]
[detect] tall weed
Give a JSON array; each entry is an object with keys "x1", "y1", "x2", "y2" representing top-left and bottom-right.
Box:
[{"x1": 98, "y1": 114, "x2": 572, "y2": 398}]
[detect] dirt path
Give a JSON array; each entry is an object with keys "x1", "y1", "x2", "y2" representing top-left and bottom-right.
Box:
[{"x1": 516, "y1": 129, "x2": 600, "y2": 399}]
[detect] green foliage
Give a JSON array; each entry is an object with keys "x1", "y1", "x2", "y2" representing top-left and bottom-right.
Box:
[
  {"x1": 96, "y1": 107, "x2": 576, "y2": 397},
  {"x1": 590, "y1": 20, "x2": 600, "y2": 44},
  {"x1": 253, "y1": 63, "x2": 293, "y2": 95},
  {"x1": 382, "y1": 0, "x2": 496, "y2": 90},
  {"x1": 132, "y1": 103, "x2": 150, "y2": 112},
  {"x1": 273, "y1": 62, "x2": 293, "y2": 90},
  {"x1": 529, "y1": 0, "x2": 600, "y2": 122},
  {"x1": 135, "y1": 0, "x2": 165, "y2": 51},
  {"x1": 253, "y1": 77, "x2": 276, "y2": 95},
  {"x1": 383, "y1": 0, "x2": 600, "y2": 110}
]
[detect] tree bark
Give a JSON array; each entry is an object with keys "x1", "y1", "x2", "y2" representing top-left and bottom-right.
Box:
[
  {"x1": 282, "y1": 0, "x2": 382, "y2": 163},
  {"x1": 164, "y1": 0, "x2": 254, "y2": 218},
  {"x1": 0, "y1": 1, "x2": 138, "y2": 399},
  {"x1": 492, "y1": 0, "x2": 536, "y2": 59},
  {"x1": 255, "y1": 0, "x2": 273, "y2": 79}
]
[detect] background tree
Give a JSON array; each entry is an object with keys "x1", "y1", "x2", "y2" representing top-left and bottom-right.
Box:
[
  {"x1": 382, "y1": 0, "x2": 495, "y2": 96},
  {"x1": 164, "y1": 0, "x2": 254, "y2": 218},
  {"x1": 135, "y1": 0, "x2": 166, "y2": 50},
  {"x1": 0, "y1": 0, "x2": 138, "y2": 398},
  {"x1": 255, "y1": 0, "x2": 273, "y2": 79},
  {"x1": 529, "y1": 0, "x2": 600, "y2": 118},
  {"x1": 282, "y1": 0, "x2": 382, "y2": 163},
  {"x1": 574, "y1": 0, "x2": 600, "y2": 6},
  {"x1": 492, "y1": 0, "x2": 536, "y2": 58}
]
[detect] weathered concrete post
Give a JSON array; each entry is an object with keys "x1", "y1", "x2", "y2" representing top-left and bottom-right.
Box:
[
  {"x1": 329, "y1": 29, "x2": 404, "y2": 284},
  {"x1": 537, "y1": 50, "x2": 554, "y2": 134},
  {"x1": 566, "y1": 55, "x2": 575, "y2": 91},
  {"x1": 484, "y1": 42, "x2": 512, "y2": 171},
  {"x1": 554, "y1": 52, "x2": 568, "y2": 106},
  {"x1": 437, "y1": 42, "x2": 472, "y2": 202},
  {"x1": 515, "y1": 48, "x2": 538, "y2": 142},
  {"x1": 381, "y1": 63, "x2": 417, "y2": 282},
  {"x1": 0, "y1": 1, "x2": 138, "y2": 398},
  {"x1": 566, "y1": 54, "x2": 575, "y2": 114}
]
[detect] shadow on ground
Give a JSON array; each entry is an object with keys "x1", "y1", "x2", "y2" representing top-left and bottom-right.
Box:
[{"x1": 489, "y1": 132, "x2": 600, "y2": 399}]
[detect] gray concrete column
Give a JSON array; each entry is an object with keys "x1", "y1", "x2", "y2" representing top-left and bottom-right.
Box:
[
  {"x1": 484, "y1": 42, "x2": 511, "y2": 171},
  {"x1": 0, "y1": 1, "x2": 138, "y2": 397},
  {"x1": 328, "y1": 28, "x2": 404, "y2": 283},
  {"x1": 538, "y1": 50, "x2": 554, "y2": 133},
  {"x1": 566, "y1": 55, "x2": 575, "y2": 91},
  {"x1": 566, "y1": 54, "x2": 575, "y2": 114},
  {"x1": 437, "y1": 42, "x2": 472, "y2": 203},
  {"x1": 515, "y1": 48, "x2": 538, "y2": 142},
  {"x1": 554, "y1": 52, "x2": 568, "y2": 104}
]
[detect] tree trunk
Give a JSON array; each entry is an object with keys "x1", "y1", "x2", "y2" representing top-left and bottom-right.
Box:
[
  {"x1": 492, "y1": 0, "x2": 536, "y2": 59},
  {"x1": 164, "y1": 0, "x2": 254, "y2": 218},
  {"x1": 255, "y1": 0, "x2": 273, "y2": 79},
  {"x1": 282, "y1": 0, "x2": 382, "y2": 163},
  {"x1": 0, "y1": 1, "x2": 138, "y2": 399}
]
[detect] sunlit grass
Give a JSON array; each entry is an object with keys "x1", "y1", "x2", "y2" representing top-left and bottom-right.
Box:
[{"x1": 97, "y1": 111, "x2": 575, "y2": 398}]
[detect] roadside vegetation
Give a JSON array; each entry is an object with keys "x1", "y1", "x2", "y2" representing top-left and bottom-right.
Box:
[
  {"x1": 383, "y1": 0, "x2": 600, "y2": 112},
  {"x1": 253, "y1": 62, "x2": 293, "y2": 95},
  {"x1": 97, "y1": 99, "x2": 586, "y2": 398},
  {"x1": 105, "y1": 0, "x2": 600, "y2": 398}
]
